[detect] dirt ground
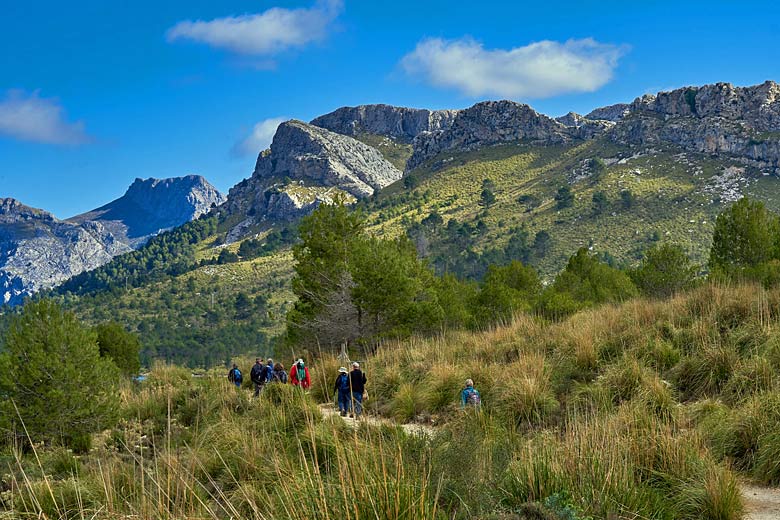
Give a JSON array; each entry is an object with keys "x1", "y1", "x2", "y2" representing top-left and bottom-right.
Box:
[{"x1": 742, "y1": 484, "x2": 780, "y2": 520}]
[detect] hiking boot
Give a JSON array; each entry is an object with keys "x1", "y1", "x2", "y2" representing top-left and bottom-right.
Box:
[
  {"x1": 349, "y1": 413, "x2": 354, "y2": 418},
  {"x1": 340, "y1": 410, "x2": 347, "y2": 417}
]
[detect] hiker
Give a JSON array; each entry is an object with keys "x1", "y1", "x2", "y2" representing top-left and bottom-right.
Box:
[
  {"x1": 349, "y1": 362, "x2": 367, "y2": 418},
  {"x1": 227, "y1": 363, "x2": 243, "y2": 388},
  {"x1": 290, "y1": 359, "x2": 311, "y2": 390},
  {"x1": 262, "y1": 357, "x2": 275, "y2": 385},
  {"x1": 461, "y1": 379, "x2": 481, "y2": 409},
  {"x1": 250, "y1": 358, "x2": 265, "y2": 397},
  {"x1": 334, "y1": 367, "x2": 351, "y2": 416},
  {"x1": 272, "y1": 362, "x2": 288, "y2": 383}
]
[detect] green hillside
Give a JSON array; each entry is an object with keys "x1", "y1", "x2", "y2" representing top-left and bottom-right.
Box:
[{"x1": 45, "y1": 138, "x2": 780, "y2": 366}]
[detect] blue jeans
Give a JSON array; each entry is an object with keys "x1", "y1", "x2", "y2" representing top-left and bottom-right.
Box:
[
  {"x1": 337, "y1": 390, "x2": 351, "y2": 413},
  {"x1": 350, "y1": 392, "x2": 364, "y2": 416}
]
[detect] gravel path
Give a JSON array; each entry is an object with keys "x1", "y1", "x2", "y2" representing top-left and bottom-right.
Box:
[{"x1": 742, "y1": 484, "x2": 780, "y2": 520}]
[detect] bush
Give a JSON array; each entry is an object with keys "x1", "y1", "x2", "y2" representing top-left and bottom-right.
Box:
[{"x1": 0, "y1": 300, "x2": 120, "y2": 450}]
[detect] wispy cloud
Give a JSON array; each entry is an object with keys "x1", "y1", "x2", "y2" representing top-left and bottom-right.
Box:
[
  {"x1": 232, "y1": 117, "x2": 288, "y2": 157},
  {"x1": 167, "y1": 0, "x2": 343, "y2": 56},
  {"x1": 0, "y1": 90, "x2": 90, "y2": 145},
  {"x1": 400, "y1": 37, "x2": 627, "y2": 99}
]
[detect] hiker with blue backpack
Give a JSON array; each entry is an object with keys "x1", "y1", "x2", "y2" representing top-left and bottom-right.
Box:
[
  {"x1": 461, "y1": 379, "x2": 481, "y2": 409},
  {"x1": 228, "y1": 363, "x2": 243, "y2": 389},
  {"x1": 334, "y1": 367, "x2": 351, "y2": 416}
]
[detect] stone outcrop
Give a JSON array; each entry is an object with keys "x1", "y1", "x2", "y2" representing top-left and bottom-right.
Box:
[
  {"x1": 0, "y1": 199, "x2": 131, "y2": 305},
  {"x1": 585, "y1": 103, "x2": 631, "y2": 122},
  {"x1": 69, "y1": 175, "x2": 225, "y2": 246},
  {"x1": 223, "y1": 120, "x2": 401, "y2": 235},
  {"x1": 311, "y1": 104, "x2": 459, "y2": 142},
  {"x1": 608, "y1": 81, "x2": 780, "y2": 173},
  {"x1": 407, "y1": 101, "x2": 571, "y2": 170},
  {"x1": 555, "y1": 112, "x2": 615, "y2": 139},
  {"x1": 0, "y1": 176, "x2": 225, "y2": 305}
]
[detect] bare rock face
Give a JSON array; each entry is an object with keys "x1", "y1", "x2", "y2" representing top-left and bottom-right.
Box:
[
  {"x1": 0, "y1": 176, "x2": 225, "y2": 306},
  {"x1": 407, "y1": 101, "x2": 571, "y2": 170},
  {"x1": 69, "y1": 175, "x2": 225, "y2": 247},
  {"x1": 556, "y1": 112, "x2": 615, "y2": 139},
  {"x1": 0, "y1": 199, "x2": 131, "y2": 305},
  {"x1": 585, "y1": 103, "x2": 631, "y2": 122},
  {"x1": 224, "y1": 120, "x2": 402, "y2": 235},
  {"x1": 610, "y1": 81, "x2": 780, "y2": 173},
  {"x1": 311, "y1": 104, "x2": 459, "y2": 142}
]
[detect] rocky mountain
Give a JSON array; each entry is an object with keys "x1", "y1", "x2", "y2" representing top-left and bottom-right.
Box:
[
  {"x1": 585, "y1": 103, "x2": 631, "y2": 122},
  {"x1": 607, "y1": 81, "x2": 780, "y2": 174},
  {"x1": 223, "y1": 120, "x2": 402, "y2": 239},
  {"x1": 69, "y1": 175, "x2": 224, "y2": 247},
  {"x1": 406, "y1": 101, "x2": 572, "y2": 170},
  {"x1": 311, "y1": 104, "x2": 458, "y2": 142},
  {"x1": 0, "y1": 176, "x2": 224, "y2": 306}
]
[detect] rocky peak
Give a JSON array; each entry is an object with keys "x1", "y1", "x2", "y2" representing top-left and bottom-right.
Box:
[
  {"x1": 629, "y1": 81, "x2": 780, "y2": 131},
  {"x1": 585, "y1": 103, "x2": 631, "y2": 122},
  {"x1": 0, "y1": 198, "x2": 54, "y2": 223},
  {"x1": 311, "y1": 104, "x2": 459, "y2": 142},
  {"x1": 69, "y1": 175, "x2": 225, "y2": 242},
  {"x1": 407, "y1": 100, "x2": 570, "y2": 170},
  {"x1": 223, "y1": 120, "x2": 402, "y2": 236}
]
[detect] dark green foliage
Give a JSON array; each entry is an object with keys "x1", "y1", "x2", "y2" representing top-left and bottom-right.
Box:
[
  {"x1": 591, "y1": 191, "x2": 608, "y2": 216},
  {"x1": 540, "y1": 248, "x2": 638, "y2": 317},
  {"x1": 481, "y1": 188, "x2": 497, "y2": 208},
  {"x1": 533, "y1": 230, "x2": 552, "y2": 258},
  {"x1": 95, "y1": 321, "x2": 141, "y2": 377},
  {"x1": 589, "y1": 158, "x2": 607, "y2": 178},
  {"x1": 403, "y1": 175, "x2": 420, "y2": 190},
  {"x1": 620, "y1": 190, "x2": 636, "y2": 209},
  {"x1": 56, "y1": 216, "x2": 219, "y2": 296},
  {"x1": 631, "y1": 243, "x2": 698, "y2": 298},
  {"x1": 709, "y1": 197, "x2": 779, "y2": 278},
  {"x1": 216, "y1": 249, "x2": 239, "y2": 264},
  {"x1": 554, "y1": 186, "x2": 574, "y2": 209},
  {"x1": 0, "y1": 300, "x2": 120, "y2": 450},
  {"x1": 473, "y1": 261, "x2": 541, "y2": 324}
]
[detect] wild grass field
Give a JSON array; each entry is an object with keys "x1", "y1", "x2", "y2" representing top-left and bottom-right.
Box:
[{"x1": 7, "y1": 282, "x2": 780, "y2": 519}]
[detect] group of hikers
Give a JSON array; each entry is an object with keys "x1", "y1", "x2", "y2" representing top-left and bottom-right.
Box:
[
  {"x1": 227, "y1": 358, "x2": 311, "y2": 396},
  {"x1": 228, "y1": 358, "x2": 480, "y2": 415}
]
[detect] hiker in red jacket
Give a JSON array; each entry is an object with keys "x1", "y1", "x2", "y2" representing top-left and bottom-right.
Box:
[{"x1": 289, "y1": 358, "x2": 311, "y2": 390}]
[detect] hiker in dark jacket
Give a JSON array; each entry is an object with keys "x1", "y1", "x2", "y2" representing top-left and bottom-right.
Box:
[
  {"x1": 250, "y1": 358, "x2": 265, "y2": 397},
  {"x1": 272, "y1": 362, "x2": 288, "y2": 383},
  {"x1": 227, "y1": 364, "x2": 242, "y2": 388},
  {"x1": 334, "y1": 367, "x2": 351, "y2": 416},
  {"x1": 349, "y1": 362, "x2": 367, "y2": 417}
]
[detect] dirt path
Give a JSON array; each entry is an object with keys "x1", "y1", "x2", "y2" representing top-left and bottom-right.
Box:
[
  {"x1": 321, "y1": 404, "x2": 780, "y2": 519},
  {"x1": 318, "y1": 404, "x2": 436, "y2": 437},
  {"x1": 742, "y1": 484, "x2": 780, "y2": 520}
]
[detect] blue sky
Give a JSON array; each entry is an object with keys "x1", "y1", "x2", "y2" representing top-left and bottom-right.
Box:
[{"x1": 2, "y1": 0, "x2": 779, "y2": 218}]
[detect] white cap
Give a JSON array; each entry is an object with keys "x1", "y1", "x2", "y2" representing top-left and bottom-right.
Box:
[{"x1": 352, "y1": 362, "x2": 360, "y2": 368}]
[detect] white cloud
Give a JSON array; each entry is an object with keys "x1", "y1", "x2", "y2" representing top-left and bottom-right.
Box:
[
  {"x1": 233, "y1": 117, "x2": 288, "y2": 157},
  {"x1": 401, "y1": 37, "x2": 627, "y2": 99},
  {"x1": 167, "y1": 0, "x2": 343, "y2": 56},
  {"x1": 0, "y1": 90, "x2": 90, "y2": 145}
]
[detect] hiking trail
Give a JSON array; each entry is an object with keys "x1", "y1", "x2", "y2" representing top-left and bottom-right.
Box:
[
  {"x1": 742, "y1": 484, "x2": 780, "y2": 520},
  {"x1": 320, "y1": 404, "x2": 780, "y2": 519}
]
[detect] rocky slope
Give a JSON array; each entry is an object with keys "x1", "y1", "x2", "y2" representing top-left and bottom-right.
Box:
[
  {"x1": 223, "y1": 120, "x2": 402, "y2": 239},
  {"x1": 607, "y1": 81, "x2": 780, "y2": 174},
  {"x1": 407, "y1": 101, "x2": 572, "y2": 170},
  {"x1": 0, "y1": 176, "x2": 224, "y2": 306},
  {"x1": 311, "y1": 104, "x2": 458, "y2": 142},
  {"x1": 69, "y1": 175, "x2": 225, "y2": 247}
]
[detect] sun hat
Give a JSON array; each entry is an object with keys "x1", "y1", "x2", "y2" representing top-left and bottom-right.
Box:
[{"x1": 338, "y1": 367, "x2": 348, "y2": 373}]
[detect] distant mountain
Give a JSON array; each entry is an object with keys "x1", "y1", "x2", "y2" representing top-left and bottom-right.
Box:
[
  {"x1": 0, "y1": 175, "x2": 224, "y2": 305},
  {"x1": 311, "y1": 104, "x2": 458, "y2": 142}
]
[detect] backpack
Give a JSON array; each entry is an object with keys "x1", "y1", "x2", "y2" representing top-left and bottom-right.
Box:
[
  {"x1": 465, "y1": 388, "x2": 480, "y2": 407},
  {"x1": 337, "y1": 373, "x2": 350, "y2": 391},
  {"x1": 250, "y1": 364, "x2": 264, "y2": 384},
  {"x1": 265, "y1": 365, "x2": 274, "y2": 383},
  {"x1": 274, "y1": 369, "x2": 288, "y2": 384},
  {"x1": 233, "y1": 368, "x2": 243, "y2": 384}
]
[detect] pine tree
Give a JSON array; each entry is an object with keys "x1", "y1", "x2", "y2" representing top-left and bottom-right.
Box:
[{"x1": 0, "y1": 300, "x2": 120, "y2": 451}]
